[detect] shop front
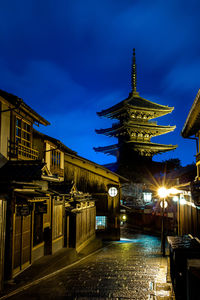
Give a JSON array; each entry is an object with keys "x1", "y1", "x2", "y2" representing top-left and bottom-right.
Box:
[
  {"x1": 12, "y1": 194, "x2": 50, "y2": 275},
  {"x1": 13, "y1": 203, "x2": 32, "y2": 275}
]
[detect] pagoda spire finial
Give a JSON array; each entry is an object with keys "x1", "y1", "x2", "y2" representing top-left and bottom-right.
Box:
[{"x1": 131, "y1": 48, "x2": 137, "y2": 93}]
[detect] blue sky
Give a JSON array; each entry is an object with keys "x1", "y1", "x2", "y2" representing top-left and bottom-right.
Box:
[{"x1": 0, "y1": 0, "x2": 200, "y2": 166}]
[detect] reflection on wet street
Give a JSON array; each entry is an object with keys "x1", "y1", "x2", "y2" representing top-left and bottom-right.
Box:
[{"x1": 8, "y1": 228, "x2": 173, "y2": 299}]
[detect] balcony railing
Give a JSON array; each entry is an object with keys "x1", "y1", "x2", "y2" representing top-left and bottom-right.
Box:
[{"x1": 8, "y1": 141, "x2": 39, "y2": 160}]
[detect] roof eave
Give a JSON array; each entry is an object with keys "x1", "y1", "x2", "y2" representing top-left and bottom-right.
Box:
[
  {"x1": 181, "y1": 89, "x2": 200, "y2": 138},
  {"x1": 0, "y1": 89, "x2": 50, "y2": 126},
  {"x1": 21, "y1": 102, "x2": 50, "y2": 126}
]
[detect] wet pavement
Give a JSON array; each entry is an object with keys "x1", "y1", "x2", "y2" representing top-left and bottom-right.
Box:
[{"x1": 2, "y1": 229, "x2": 174, "y2": 299}]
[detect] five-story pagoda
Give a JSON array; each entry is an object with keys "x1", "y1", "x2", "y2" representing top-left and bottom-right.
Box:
[{"x1": 94, "y1": 49, "x2": 177, "y2": 179}]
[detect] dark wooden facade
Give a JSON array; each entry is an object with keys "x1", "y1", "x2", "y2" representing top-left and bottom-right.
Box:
[
  {"x1": 180, "y1": 89, "x2": 200, "y2": 237},
  {"x1": 0, "y1": 88, "x2": 124, "y2": 291},
  {"x1": 0, "y1": 90, "x2": 50, "y2": 288},
  {"x1": 64, "y1": 153, "x2": 125, "y2": 241}
]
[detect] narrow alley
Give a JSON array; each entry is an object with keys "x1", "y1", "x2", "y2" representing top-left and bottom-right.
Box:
[{"x1": 2, "y1": 229, "x2": 174, "y2": 300}]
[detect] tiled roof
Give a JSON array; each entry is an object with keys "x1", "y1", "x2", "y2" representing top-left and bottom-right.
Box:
[
  {"x1": 49, "y1": 182, "x2": 74, "y2": 194},
  {"x1": 33, "y1": 129, "x2": 77, "y2": 155},
  {"x1": 182, "y1": 89, "x2": 200, "y2": 137},
  {"x1": 97, "y1": 93, "x2": 174, "y2": 117},
  {"x1": 96, "y1": 122, "x2": 176, "y2": 136},
  {"x1": 94, "y1": 141, "x2": 177, "y2": 156},
  {"x1": 0, "y1": 89, "x2": 50, "y2": 126}
]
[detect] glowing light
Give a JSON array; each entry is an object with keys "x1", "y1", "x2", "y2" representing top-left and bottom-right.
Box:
[
  {"x1": 158, "y1": 187, "x2": 169, "y2": 198},
  {"x1": 160, "y1": 200, "x2": 168, "y2": 208},
  {"x1": 108, "y1": 187, "x2": 118, "y2": 197},
  {"x1": 180, "y1": 198, "x2": 186, "y2": 205},
  {"x1": 172, "y1": 196, "x2": 179, "y2": 202},
  {"x1": 122, "y1": 215, "x2": 126, "y2": 221},
  {"x1": 169, "y1": 187, "x2": 179, "y2": 195}
]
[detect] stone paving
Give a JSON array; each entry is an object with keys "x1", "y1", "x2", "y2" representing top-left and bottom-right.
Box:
[{"x1": 5, "y1": 230, "x2": 175, "y2": 299}]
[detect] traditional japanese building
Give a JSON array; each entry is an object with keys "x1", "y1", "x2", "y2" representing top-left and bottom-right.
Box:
[
  {"x1": 0, "y1": 88, "x2": 127, "y2": 291},
  {"x1": 94, "y1": 49, "x2": 177, "y2": 178}
]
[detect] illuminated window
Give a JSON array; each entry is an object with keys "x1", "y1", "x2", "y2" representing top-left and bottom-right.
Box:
[
  {"x1": 16, "y1": 118, "x2": 31, "y2": 147},
  {"x1": 96, "y1": 216, "x2": 107, "y2": 230},
  {"x1": 108, "y1": 187, "x2": 118, "y2": 197},
  {"x1": 51, "y1": 149, "x2": 61, "y2": 168},
  {"x1": 143, "y1": 192, "x2": 152, "y2": 202}
]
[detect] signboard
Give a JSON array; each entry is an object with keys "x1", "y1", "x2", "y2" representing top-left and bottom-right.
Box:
[{"x1": 16, "y1": 205, "x2": 30, "y2": 216}]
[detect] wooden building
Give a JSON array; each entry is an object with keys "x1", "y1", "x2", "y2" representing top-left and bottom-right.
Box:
[
  {"x1": 33, "y1": 129, "x2": 126, "y2": 242},
  {"x1": 0, "y1": 161, "x2": 56, "y2": 278},
  {"x1": 63, "y1": 152, "x2": 127, "y2": 241},
  {"x1": 32, "y1": 130, "x2": 97, "y2": 252},
  {"x1": 180, "y1": 89, "x2": 200, "y2": 237},
  {"x1": 94, "y1": 49, "x2": 177, "y2": 179},
  {"x1": 0, "y1": 89, "x2": 53, "y2": 283},
  {"x1": 0, "y1": 88, "x2": 126, "y2": 290},
  {"x1": 64, "y1": 184, "x2": 96, "y2": 252}
]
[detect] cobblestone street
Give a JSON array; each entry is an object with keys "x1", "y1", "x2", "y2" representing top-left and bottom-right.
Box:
[{"x1": 5, "y1": 229, "x2": 174, "y2": 299}]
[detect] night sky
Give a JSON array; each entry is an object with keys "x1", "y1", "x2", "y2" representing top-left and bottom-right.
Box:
[{"x1": 1, "y1": 1, "x2": 200, "y2": 167}]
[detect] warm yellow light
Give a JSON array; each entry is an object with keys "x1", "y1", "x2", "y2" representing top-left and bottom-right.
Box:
[
  {"x1": 158, "y1": 187, "x2": 169, "y2": 198},
  {"x1": 122, "y1": 215, "x2": 127, "y2": 220},
  {"x1": 180, "y1": 198, "x2": 186, "y2": 205},
  {"x1": 168, "y1": 187, "x2": 179, "y2": 195},
  {"x1": 160, "y1": 200, "x2": 168, "y2": 208},
  {"x1": 172, "y1": 196, "x2": 179, "y2": 202}
]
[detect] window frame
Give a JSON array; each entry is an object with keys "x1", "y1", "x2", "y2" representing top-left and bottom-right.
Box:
[
  {"x1": 143, "y1": 192, "x2": 152, "y2": 203},
  {"x1": 51, "y1": 149, "x2": 61, "y2": 169},
  {"x1": 15, "y1": 117, "x2": 32, "y2": 148},
  {"x1": 96, "y1": 216, "x2": 107, "y2": 230}
]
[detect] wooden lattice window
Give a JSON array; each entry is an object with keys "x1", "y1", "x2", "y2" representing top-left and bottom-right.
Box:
[
  {"x1": 16, "y1": 118, "x2": 31, "y2": 147},
  {"x1": 51, "y1": 149, "x2": 61, "y2": 168}
]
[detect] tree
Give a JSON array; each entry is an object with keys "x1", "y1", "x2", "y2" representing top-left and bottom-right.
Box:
[{"x1": 163, "y1": 158, "x2": 181, "y2": 173}]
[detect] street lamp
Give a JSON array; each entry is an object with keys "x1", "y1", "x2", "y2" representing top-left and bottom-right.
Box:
[{"x1": 157, "y1": 186, "x2": 169, "y2": 257}]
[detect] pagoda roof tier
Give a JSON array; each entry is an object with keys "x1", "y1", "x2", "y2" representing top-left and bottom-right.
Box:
[
  {"x1": 94, "y1": 141, "x2": 177, "y2": 157},
  {"x1": 126, "y1": 140, "x2": 177, "y2": 156},
  {"x1": 93, "y1": 144, "x2": 119, "y2": 156},
  {"x1": 97, "y1": 92, "x2": 174, "y2": 120},
  {"x1": 95, "y1": 122, "x2": 176, "y2": 138}
]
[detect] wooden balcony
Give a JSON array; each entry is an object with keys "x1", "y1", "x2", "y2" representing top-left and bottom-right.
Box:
[{"x1": 8, "y1": 141, "x2": 39, "y2": 160}]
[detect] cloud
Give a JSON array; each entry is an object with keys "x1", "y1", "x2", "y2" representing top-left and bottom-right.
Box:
[
  {"x1": 38, "y1": 109, "x2": 117, "y2": 165},
  {"x1": 0, "y1": 59, "x2": 88, "y2": 113},
  {"x1": 0, "y1": 0, "x2": 199, "y2": 167},
  {"x1": 162, "y1": 59, "x2": 200, "y2": 94}
]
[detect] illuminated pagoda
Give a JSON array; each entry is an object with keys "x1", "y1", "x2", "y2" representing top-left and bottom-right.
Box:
[{"x1": 94, "y1": 49, "x2": 177, "y2": 178}]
